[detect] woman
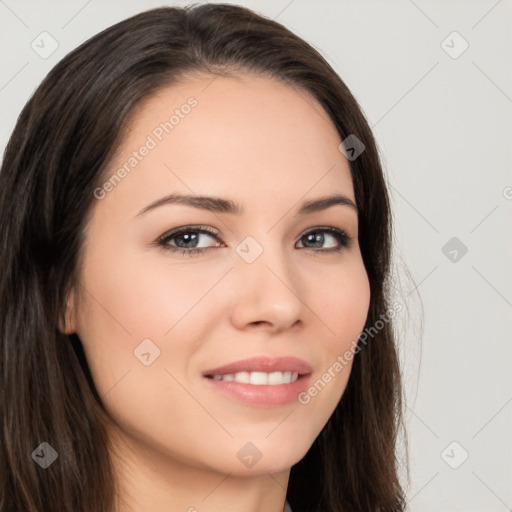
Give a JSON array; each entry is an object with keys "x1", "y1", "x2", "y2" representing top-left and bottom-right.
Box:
[{"x1": 0, "y1": 4, "x2": 407, "y2": 511}]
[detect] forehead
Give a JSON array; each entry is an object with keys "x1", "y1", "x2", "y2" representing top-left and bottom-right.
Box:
[{"x1": 103, "y1": 72, "x2": 354, "y2": 212}]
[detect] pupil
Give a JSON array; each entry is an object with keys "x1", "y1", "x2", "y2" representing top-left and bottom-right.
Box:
[
  {"x1": 306, "y1": 232, "x2": 323, "y2": 248},
  {"x1": 179, "y1": 233, "x2": 198, "y2": 248}
]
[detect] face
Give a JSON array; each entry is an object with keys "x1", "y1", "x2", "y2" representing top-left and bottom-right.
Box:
[{"x1": 64, "y1": 73, "x2": 371, "y2": 477}]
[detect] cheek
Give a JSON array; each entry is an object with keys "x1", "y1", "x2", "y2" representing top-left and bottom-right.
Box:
[
  {"x1": 74, "y1": 245, "x2": 227, "y2": 391},
  {"x1": 313, "y1": 256, "x2": 371, "y2": 350},
  {"x1": 297, "y1": 256, "x2": 370, "y2": 417}
]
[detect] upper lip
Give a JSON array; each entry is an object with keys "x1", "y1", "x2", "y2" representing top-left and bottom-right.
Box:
[{"x1": 202, "y1": 356, "x2": 313, "y2": 377}]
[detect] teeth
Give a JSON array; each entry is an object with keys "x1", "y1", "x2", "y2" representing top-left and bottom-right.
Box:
[
  {"x1": 250, "y1": 371, "x2": 268, "y2": 385},
  {"x1": 211, "y1": 371, "x2": 299, "y2": 385}
]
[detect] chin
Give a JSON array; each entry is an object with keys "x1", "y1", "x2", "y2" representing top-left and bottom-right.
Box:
[{"x1": 211, "y1": 437, "x2": 313, "y2": 476}]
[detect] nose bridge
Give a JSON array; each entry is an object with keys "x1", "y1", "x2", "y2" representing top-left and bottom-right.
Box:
[{"x1": 229, "y1": 232, "x2": 304, "y2": 330}]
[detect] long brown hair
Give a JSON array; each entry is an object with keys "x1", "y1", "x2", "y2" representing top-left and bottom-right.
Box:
[{"x1": 0, "y1": 4, "x2": 408, "y2": 511}]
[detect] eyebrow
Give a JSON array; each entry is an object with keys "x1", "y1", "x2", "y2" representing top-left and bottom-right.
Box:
[{"x1": 135, "y1": 192, "x2": 358, "y2": 217}]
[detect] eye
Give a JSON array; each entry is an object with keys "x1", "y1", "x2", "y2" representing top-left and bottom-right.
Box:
[
  {"x1": 156, "y1": 225, "x2": 351, "y2": 256},
  {"x1": 296, "y1": 227, "x2": 351, "y2": 252},
  {"x1": 157, "y1": 225, "x2": 223, "y2": 256}
]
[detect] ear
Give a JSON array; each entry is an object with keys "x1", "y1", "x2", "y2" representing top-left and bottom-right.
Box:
[{"x1": 59, "y1": 289, "x2": 77, "y2": 334}]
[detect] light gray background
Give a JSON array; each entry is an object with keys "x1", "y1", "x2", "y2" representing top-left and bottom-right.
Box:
[{"x1": 1, "y1": 1, "x2": 511, "y2": 510}]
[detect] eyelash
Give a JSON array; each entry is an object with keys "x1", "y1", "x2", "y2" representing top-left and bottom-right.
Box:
[{"x1": 156, "y1": 224, "x2": 352, "y2": 257}]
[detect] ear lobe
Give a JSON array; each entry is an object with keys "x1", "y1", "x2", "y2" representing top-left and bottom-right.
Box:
[{"x1": 59, "y1": 289, "x2": 77, "y2": 334}]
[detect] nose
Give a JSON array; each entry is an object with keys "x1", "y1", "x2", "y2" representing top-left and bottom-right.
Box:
[{"x1": 229, "y1": 241, "x2": 304, "y2": 334}]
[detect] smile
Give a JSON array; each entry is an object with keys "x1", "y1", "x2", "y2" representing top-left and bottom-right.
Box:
[{"x1": 207, "y1": 371, "x2": 299, "y2": 385}]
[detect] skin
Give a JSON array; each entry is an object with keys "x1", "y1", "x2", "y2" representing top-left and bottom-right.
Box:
[{"x1": 62, "y1": 73, "x2": 371, "y2": 512}]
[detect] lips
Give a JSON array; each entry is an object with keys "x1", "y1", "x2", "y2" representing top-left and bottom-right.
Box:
[{"x1": 202, "y1": 356, "x2": 313, "y2": 377}]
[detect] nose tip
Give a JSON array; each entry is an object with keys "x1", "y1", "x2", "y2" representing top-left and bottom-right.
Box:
[{"x1": 229, "y1": 252, "x2": 304, "y2": 333}]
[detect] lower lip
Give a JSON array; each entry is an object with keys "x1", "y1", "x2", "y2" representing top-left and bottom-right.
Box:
[{"x1": 202, "y1": 374, "x2": 312, "y2": 406}]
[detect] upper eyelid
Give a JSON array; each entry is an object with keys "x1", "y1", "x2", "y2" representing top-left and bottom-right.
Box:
[
  {"x1": 159, "y1": 224, "x2": 348, "y2": 235},
  {"x1": 159, "y1": 225, "x2": 218, "y2": 240}
]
